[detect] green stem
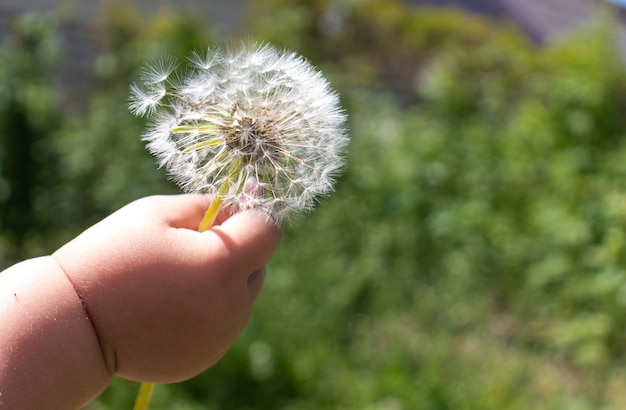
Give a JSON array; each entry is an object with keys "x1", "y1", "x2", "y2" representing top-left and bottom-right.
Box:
[
  {"x1": 132, "y1": 158, "x2": 243, "y2": 408},
  {"x1": 132, "y1": 382, "x2": 154, "y2": 410},
  {"x1": 198, "y1": 157, "x2": 243, "y2": 232},
  {"x1": 198, "y1": 188, "x2": 226, "y2": 232}
]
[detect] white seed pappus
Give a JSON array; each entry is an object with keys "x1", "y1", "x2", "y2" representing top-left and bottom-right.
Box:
[{"x1": 130, "y1": 43, "x2": 349, "y2": 222}]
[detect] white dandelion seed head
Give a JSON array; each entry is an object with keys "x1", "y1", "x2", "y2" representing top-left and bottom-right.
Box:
[{"x1": 130, "y1": 42, "x2": 349, "y2": 223}]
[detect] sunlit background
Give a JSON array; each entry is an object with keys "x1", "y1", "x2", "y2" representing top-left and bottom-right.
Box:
[{"x1": 3, "y1": 0, "x2": 626, "y2": 408}]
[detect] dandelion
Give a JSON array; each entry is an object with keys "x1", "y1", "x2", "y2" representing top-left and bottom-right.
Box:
[{"x1": 130, "y1": 43, "x2": 349, "y2": 231}]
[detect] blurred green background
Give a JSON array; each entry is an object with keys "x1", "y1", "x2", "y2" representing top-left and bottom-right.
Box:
[{"x1": 3, "y1": 0, "x2": 626, "y2": 408}]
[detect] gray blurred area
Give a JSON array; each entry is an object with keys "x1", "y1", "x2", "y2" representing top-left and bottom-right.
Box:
[
  {"x1": 0, "y1": 0, "x2": 244, "y2": 32},
  {"x1": 0, "y1": 0, "x2": 623, "y2": 42},
  {"x1": 1, "y1": 0, "x2": 625, "y2": 103}
]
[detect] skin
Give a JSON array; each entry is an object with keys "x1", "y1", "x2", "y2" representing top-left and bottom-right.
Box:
[{"x1": 0, "y1": 195, "x2": 281, "y2": 410}]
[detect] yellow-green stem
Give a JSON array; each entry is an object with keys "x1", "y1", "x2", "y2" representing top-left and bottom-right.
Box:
[
  {"x1": 198, "y1": 158, "x2": 243, "y2": 232},
  {"x1": 198, "y1": 191, "x2": 226, "y2": 232},
  {"x1": 132, "y1": 382, "x2": 154, "y2": 410},
  {"x1": 132, "y1": 158, "x2": 242, "y2": 409}
]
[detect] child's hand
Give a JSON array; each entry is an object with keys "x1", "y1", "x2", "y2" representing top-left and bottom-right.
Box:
[
  {"x1": 0, "y1": 195, "x2": 280, "y2": 409},
  {"x1": 53, "y1": 194, "x2": 281, "y2": 383}
]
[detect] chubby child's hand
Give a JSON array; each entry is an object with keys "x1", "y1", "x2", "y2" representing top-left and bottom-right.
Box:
[{"x1": 52, "y1": 194, "x2": 281, "y2": 382}]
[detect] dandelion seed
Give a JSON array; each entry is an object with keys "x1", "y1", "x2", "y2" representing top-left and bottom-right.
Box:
[
  {"x1": 130, "y1": 43, "x2": 349, "y2": 229},
  {"x1": 128, "y1": 82, "x2": 166, "y2": 116},
  {"x1": 139, "y1": 55, "x2": 179, "y2": 84}
]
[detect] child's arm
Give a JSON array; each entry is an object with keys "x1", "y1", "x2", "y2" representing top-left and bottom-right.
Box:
[
  {"x1": 0, "y1": 256, "x2": 111, "y2": 409},
  {"x1": 0, "y1": 195, "x2": 280, "y2": 409}
]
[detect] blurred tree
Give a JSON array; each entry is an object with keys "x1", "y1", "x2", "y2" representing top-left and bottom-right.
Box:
[
  {"x1": 247, "y1": 0, "x2": 525, "y2": 104},
  {"x1": 0, "y1": 13, "x2": 62, "y2": 263}
]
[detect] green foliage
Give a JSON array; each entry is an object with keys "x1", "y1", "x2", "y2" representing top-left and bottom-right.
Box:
[
  {"x1": 0, "y1": 7, "x2": 215, "y2": 264},
  {"x1": 247, "y1": 0, "x2": 525, "y2": 103},
  {"x1": 4, "y1": 1, "x2": 626, "y2": 409},
  {"x1": 0, "y1": 13, "x2": 62, "y2": 261}
]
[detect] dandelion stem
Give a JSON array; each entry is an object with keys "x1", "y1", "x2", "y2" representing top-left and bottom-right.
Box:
[
  {"x1": 198, "y1": 157, "x2": 243, "y2": 232},
  {"x1": 132, "y1": 382, "x2": 154, "y2": 410},
  {"x1": 198, "y1": 188, "x2": 226, "y2": 232},
  {"x1": 131, "y1": 164, "x2": 243, "y2": 410}
]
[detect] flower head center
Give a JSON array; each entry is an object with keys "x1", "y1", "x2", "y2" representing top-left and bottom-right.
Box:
[{"x1": 224, "y1": 113, "x2": 281, "y2": 166}]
